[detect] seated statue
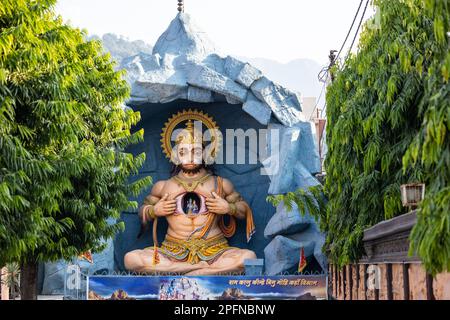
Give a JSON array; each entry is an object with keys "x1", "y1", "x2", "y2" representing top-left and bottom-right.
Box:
[{"x1": 124, "y1": 111, "x2": 256, "y2": 275}]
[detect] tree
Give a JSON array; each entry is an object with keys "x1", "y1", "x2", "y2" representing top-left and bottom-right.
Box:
[
  {"x1": 267, "y1": 0, "x2": 449, "y2": 275},
  {"x1": 0, "y1": 0, "x2": 151, "y2": 299},
  {"x1": 403, "y1": 0, "x2": 450, "y2": 275},
  {"x1": 322, "y1": 0, "x2": 449, "y2": 274}
]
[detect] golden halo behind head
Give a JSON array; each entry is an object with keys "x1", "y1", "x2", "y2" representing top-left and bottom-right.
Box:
[{"x1": 160, "y1": 109, "x2": 221, "y2": 164}]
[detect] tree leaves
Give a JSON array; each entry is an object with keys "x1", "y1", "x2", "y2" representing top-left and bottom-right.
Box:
[
  {"x1": 317, "y1": 0, "x2": 450, "y2": 274},
  {"x1": 0, "y1": 0, "x2": 151, "y2": 265}
]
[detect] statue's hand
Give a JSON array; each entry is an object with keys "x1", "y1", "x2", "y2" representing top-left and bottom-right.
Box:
[
  {"x1": 206, "y1": 192, "x2": 230, "y2": 215},
  {"x1": 154, "y1": 193, "x2": 176, "y2": 217}
]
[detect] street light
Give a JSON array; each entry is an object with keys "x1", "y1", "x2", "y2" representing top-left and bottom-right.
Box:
[{"x1": 400, "y1": 183, "x2": 425, "y2": 211}]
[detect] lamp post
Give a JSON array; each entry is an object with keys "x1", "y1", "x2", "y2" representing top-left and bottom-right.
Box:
[{"x1": 400, "y1": 183, "x2": 425, "y2": 211}]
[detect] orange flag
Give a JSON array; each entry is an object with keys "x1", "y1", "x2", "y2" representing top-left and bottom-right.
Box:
[
  {"x1": 298, "y1": 247, "x2": 307, "y2": 273},
  {"x1": 78, "y1": 251, "x2": 93, "y2": 264}
]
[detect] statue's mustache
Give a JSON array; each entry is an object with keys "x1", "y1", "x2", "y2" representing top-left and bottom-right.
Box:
[{"x1": 181, "y1": 163, "x2": 203, "y2": 174}]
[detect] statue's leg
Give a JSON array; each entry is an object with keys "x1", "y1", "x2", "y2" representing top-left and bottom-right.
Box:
[
  {"x1": 185, "y1": 248, "x2": 256, "y2": 275},
  {"x1": 124, "y1": 248, "x2": 209, "y2": 274}
]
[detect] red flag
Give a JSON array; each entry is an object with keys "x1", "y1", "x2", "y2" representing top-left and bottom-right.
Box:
[
  {"x1": 78, "y1": 251, "x2": 93, "y2": 264},
  {"x1": 298, "y1": 247, "x2": 307, "y2": 273}
]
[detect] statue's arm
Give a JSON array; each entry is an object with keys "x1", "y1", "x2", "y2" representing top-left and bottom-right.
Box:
[
  {"x1": 139, "y1": 181, "x2": 165, "y2": 223},
  {"x1": 222, "y1": 178, "x2": 247, "y2": 220}
]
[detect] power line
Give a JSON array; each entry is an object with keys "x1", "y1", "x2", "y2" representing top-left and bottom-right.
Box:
[
  {"x1": 312, "y1": 0, "x2": 369, "y2": 121},
  {"x1": 318, "y1": 65, "x2": 329, "y2": 83},
  {"x1": 320, "y1": 103, "x2": 327, "y2": 119},
  {"x1": 317, "y1": 0, "x2": 364, "y2": 82},
  {"x1": 335, "y1": 0, "x2": 364, "y2": 63},
  {"x1": 309, "y1": 73, "x2": 329, "y2": 121},
  {"x1": 343, "y1": 0, "x2": 370, "y2": 63}
]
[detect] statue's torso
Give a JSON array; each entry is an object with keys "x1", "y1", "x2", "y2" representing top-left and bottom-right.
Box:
[{"x1": 160, "y1": 176, "x2": 222, "y2": 240}]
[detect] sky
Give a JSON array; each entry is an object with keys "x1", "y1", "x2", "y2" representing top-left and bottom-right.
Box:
[{"x1": 55, "y1": 0, "x2": 376, "y2": 65}]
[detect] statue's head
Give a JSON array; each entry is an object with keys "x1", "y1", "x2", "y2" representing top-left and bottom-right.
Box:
[
  {"x1": 161, "y1": 109, "x2": 221, "y2": 175},
  {"x1": 173, "y1": 120, "x2": 205, "y2": 174}
]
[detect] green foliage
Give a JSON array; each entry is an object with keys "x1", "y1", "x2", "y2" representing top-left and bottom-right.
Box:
[
  {"x1": 402, "y1": 0, "x2": 450, "y2": 275},
  {"x1": 266, "y1": 185, "x2": 327, "y2": 223},
  {"x1": 0, "y1": 0, "x2": 151, "y2": 266},
  {"x1": 323, "y1": 0, "x2": 449, "y2": 274}
]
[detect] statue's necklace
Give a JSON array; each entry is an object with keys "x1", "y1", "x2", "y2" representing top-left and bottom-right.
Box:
[{"x1": 173, "y1": 173, "x2": 211, "y2": 192}]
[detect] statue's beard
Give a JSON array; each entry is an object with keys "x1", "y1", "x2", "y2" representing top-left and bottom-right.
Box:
[{"x1": 180, "y1": 163, "x2": 203, "y2": 174}]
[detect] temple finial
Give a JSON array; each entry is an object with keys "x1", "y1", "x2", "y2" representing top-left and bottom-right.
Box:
[{"x1": 177, "y1": 0, "x2": 184, "y2": 13}]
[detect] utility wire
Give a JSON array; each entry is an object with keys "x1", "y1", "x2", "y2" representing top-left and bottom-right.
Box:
[
  {"x1": 335, "y1": 0, "x2": 364, "y2": 63},
  {"x1": 342, "y1": 0, "x2": 370, "y2": 64},
  {"x1": 318, "y1": 65, "x2": 329, "y2": 83},
  {"x1": 312, "y1": 0, "x2": 369, "y2": 120},
  {"x1": 309, "y1": 73, "x2": 329, "y2": 121},
  {"x1": 317, "y1": 0, "x2": 363, "y2": 83},
  {"x1": 320, "y1": 103, "x2": 327, "y2": 119}
]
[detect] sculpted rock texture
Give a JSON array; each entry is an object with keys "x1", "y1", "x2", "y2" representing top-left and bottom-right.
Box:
[
  {"x1": 122, "y1": 13, "x2": 304, "y2": 127},
  {"x1": 264, "y1": 205, "x2": 327, "y2": 275},
  {"x1": 263, "y1": 235, "x2": 315, "y2": 275},
  {"x1": 264, "y1": 122, "x2": 321, "y2": 195},
  {"x1": 264, "y1": 203, "x2": 314, "y2": 238}
]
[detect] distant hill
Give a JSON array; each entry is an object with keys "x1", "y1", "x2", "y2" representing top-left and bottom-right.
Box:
[
  {"x1": 88, "y1": 33, "x2": 153, "y2": 63},
  {"x1": 90, "y1": 33, "x2": 322, "y2": 98},
  {"x1": 236, "y1": 56, "x2": 323, "y2": 98}
]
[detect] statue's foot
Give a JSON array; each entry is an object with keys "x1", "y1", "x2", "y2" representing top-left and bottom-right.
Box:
[
  {"x1": 125, "y1": 247, "x2": 256, "y2": 275},
  {"x1": 124, "y1": 249, "x2": 212, "y2": 274},
  {"x1": 185, "y1": 248, "x2": 256, "y2": 276}
]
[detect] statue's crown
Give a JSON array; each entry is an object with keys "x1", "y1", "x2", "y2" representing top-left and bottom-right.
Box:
[
  {"x1": 160, "y1": 109, "x2": 221, "y2": 164},
  {"x1": 175, "y1": 120, "x2": 203, "y2": 145}
]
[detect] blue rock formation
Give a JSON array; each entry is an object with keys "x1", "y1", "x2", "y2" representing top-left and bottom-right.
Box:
[
  {"x1": 263, "y1": 203, "x2": 327, "y2": 274},
  {"x1": 242, "y1": 92, "x2": 272, "y2": 125},
  {"x1": 263, "y1": 235, "x2": 315, "y2": 275},
  {"x1": 264, "y1": 203, "x2": 315, "y2": 238},
  {"x1": 121, "y1": 13, "x2": 304, "y2": 127},
  {"x1": 187, "y1": 65, "x2": 248, "y2": 102},
  {"x1": 288, "y1": 223, "x2": 327, "y2": 272},
  {"x1": 265, "y1": 122, "x2": 321, "y2": 195}
]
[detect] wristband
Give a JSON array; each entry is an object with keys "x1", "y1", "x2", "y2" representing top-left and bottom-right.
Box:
[
  {"x1": 146, "y1": 205, "x2": 156, "y2": 220},
  {"x1": 228, "y1": 202, "x2": 237, "y2": 216}
]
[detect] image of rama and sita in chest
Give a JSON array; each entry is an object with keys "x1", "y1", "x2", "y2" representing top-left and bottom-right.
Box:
[{"x1": 124, "y1": 109, "x2": 256, "y2": 275}]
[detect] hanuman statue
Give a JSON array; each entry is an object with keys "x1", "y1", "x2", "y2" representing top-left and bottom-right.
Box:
[{"x1": 124, "y1": 110, "x2": 256, "y2": 275}]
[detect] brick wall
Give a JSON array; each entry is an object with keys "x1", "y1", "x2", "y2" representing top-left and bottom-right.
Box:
[{"x1": 329, "y1": 263, "x2": 450, "y2": 300}]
